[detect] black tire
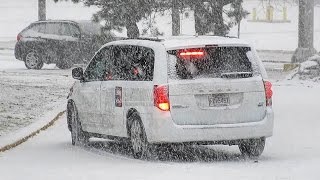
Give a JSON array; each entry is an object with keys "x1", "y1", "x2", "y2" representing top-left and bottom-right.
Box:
[
  {"x1": 129, "y1": 114, "x2": 150, "y2": 159},
  {"x1": 56, "y1": 61, "x2": 73, "y2": 69},
  {"x1": 238, "y1": 137, "x2": 266, "y2": 158},
  {"x1": 24, "y1": 50, "x2": 44, "y2": 69},
  {"x1": 70, "y1": 104, "x2": 89, "y2": 146}
]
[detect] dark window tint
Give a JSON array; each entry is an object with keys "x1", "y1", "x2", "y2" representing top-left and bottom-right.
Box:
[
  {"x1": 37, "y1": 23, "x2": 46, "y2": 34},
  {"x1": 45, "y1": 23, "x2": 60, "y2": 35},
  {"x1": 29, "y1": 24, "x2": 40, "y2": 32},
  {"x1": 22, "y1": 23, "x2": 46, "y2": 36},
  {"x1": 168, "y1": 47, "x2": 253, "y2": 79},
  {"x1": 59, "y1": 23, "x2": 72, "y2": 36},
  {"x1": 68, "y1": 24, "x2": 81, "y2": 38},
  {"x1": 105, "y1": 45, "x2": 155, "y2": 81},
  {"x1": 83, "y1": 48, "x2": 110, "y2": 82}
]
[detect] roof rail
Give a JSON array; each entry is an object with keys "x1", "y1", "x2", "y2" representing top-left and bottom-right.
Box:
[
  {"x1": 124, "y1": 37, "x2": 163, "y2": 42},
  {"x1": 224, "y1": 35, "x2": 238, "y2": 39}
]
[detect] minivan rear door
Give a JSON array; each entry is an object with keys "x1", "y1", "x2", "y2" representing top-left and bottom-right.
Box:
[{"x1": 167, "y1": 46, "x2": 267, "y2": 125}]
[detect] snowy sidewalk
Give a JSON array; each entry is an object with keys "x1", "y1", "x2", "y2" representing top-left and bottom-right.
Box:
[{"x1": 0, "y1": 59, "x2": 74, "y2": 137}]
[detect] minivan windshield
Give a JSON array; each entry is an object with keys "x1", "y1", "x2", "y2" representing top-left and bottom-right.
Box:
[{"x1": 168, "y1": 46, "x2": 254, "y2": 80}]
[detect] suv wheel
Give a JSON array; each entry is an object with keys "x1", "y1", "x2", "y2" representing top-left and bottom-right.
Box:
[
  {"x1": 56, "y1": 61, "x2": 73, "y2": 69},
  {"x1": 24, "y1": 50, "x2": 44, "y2": 69},
  {"x1": 70, "y1": 104, "x2": 89, "y2": 146},
  {"x1": 129, "y1": 116, "x2": 150, "y2": 159},
  {"x1": 238, "y1": 137, "x2": 265, "y2": 158}
]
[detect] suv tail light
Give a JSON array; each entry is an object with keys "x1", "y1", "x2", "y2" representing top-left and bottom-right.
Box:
[
  {"x1": 154, "y1": 85, "x2": 170, "y2": 111},
  {"x1": 264, "y1": 81, "x2": 273, "y2": 106},
  {"x1": 17, "y1": 34, "x2": 22, "y2": 41}
]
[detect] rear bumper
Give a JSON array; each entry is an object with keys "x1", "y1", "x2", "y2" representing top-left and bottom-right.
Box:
[
  {"x1": 143, "y1": 108, "x2": 274, "y2": 143},
  {"x1": 14, "y1": 43, "x2": 23, "y2": 61}
]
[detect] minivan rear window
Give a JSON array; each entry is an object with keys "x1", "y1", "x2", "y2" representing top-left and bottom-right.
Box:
[{"x1": 167, "y1": 47, "x2": 253, "y2": 80}]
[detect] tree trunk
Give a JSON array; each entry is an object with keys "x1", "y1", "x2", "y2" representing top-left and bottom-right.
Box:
[
  {"x1": 298, "y1": 0, "x2": 314, "y2": 49},
  {"x1": 172, "y1": 0, "x2": 180, "y2": 36},
  {"x1": 38, "y1": 0, "x2": 46, "y2": 21},
  {"x1": 213, "y1": 4, "x2": 226, "y2": 36},
  {"x1": 291, "y1": 0, "x2": 316, "y2": 63},
  {"x1": 194, "y1": 3, "x2": 205, "y2": 35},
  {"x1": 126, "y1": 22, "x2": 140, "y2": 38}
]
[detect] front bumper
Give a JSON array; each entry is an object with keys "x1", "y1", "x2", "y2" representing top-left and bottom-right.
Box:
[{"x1": 143, "y1": 108, "x2": 274, "y2": 144}]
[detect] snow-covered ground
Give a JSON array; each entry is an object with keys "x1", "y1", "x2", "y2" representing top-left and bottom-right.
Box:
[
  {"x1": 0, "y1": 80, "x2": 319, "y2": 180},
  {"x1": 0, "y1": 50, "x2": 74, "y2": 136}
]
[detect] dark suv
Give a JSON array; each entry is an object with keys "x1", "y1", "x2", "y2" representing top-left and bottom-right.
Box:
[{"x1": 15, "y1": 20, "x2": 115, "y2": 69}]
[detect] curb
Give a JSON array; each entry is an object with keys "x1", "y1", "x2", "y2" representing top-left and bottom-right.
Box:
[{"x1": 0, "y1": 111, "x2": 65, "y2": 153}]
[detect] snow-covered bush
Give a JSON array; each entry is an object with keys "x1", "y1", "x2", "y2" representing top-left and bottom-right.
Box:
[{"x1": 292, "y1": 54, "x2": 320, "y2": 81}]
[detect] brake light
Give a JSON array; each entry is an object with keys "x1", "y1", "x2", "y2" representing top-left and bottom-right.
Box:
[
  {"x1": 264, "y1": 81, "x2": 273, "y2": 106},
  {"x1": 154, "y1": 85, "x2": 170, "y2": 111},
  {"x1": 17, "y1": 34, "x2": 22, "y2": 41},
  {"x1": 177, "y1": 49, "x2": 205, "y2": 59}
]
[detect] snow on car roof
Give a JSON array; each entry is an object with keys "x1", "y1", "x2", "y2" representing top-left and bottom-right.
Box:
[
  {"x1": 104, "y1": 36, "x2": 251, "y2": 50},
  {"x1": 161, "y1": 36, "x2": 251, "y2": 50}
]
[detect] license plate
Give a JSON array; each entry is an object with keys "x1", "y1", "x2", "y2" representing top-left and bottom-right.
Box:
[{"x1": 208, "y1": 94, "x2": 230, "y2": 107}]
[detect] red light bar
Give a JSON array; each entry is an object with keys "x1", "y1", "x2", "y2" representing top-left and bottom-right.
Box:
[
  {"x1": 177, "y1": 49, "x2": 205, "y2": 59},
  {"x1": 179, "y1": 51, "x2": 204, "y2": 56}
]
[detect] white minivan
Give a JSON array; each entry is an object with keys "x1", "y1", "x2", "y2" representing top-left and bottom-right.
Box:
[{"x1": 67, "y1": 36, "x2": 274, "y2": 159}]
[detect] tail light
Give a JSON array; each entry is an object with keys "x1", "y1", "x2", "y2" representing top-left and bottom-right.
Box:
[
  {"x1": 17, "y1": 34, "x2": 22, "y2": 41},
  {"x1": 154, "y1": 85, "x2": 170, "y2": 111},
  {"x1": 264, "y1": 81, "x2": 273, "y2": 106},
  {"x1": 177, "y1": 48, "x2": 205, "y2": 60}
]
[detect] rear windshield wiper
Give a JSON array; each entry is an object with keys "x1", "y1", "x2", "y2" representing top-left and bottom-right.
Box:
[{"x1": 220, "y1": 72, "x2": 253, "y2": 79}]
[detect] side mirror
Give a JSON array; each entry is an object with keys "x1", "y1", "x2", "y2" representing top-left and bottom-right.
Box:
[{"x1": 72, "y1": 67, "x2": 84, "y2": 80}]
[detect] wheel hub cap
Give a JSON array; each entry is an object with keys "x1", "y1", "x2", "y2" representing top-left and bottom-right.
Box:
[{"x1": 26, "y1": 52, "x2": 39, "y2": 68}]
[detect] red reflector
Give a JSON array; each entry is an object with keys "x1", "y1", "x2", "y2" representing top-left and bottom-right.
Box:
[
  {"x1": 17, "y1": 34, "x2": 22, "y2": 41},
  {"x1": 264, "y1": 81, "x2": 273, "y2": 106},
  {"x1": 154, "y1": 85, "x2": 170, "y2": 111},
  {"x1": 177, "y1": 49, "x2": 205, "y2": 59}
]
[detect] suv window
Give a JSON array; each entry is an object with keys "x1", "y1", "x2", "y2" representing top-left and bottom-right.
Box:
[
  {"x1": 168, "y1": 47, "x2": 253, "y2": 80},
  {"x1": 59, "y1": 23, "x2": 72, "y2": 37},
  {"x1": 37, "y1": 23, "x2": 46, "y2": 34},
  {"x1": 105, "y1": 45, "x2": 155, "y2": 81},
  {"x1": 68, "y1": 24, "x2": 81, "y2": 38},
  {"x1": 23, "y1": 23, "x2": 46, "y2": 36},
  {"x1": 45, "y1": 23, "x2": 60, "y2": 35},
  {"x1": 83, "y1": 48, "x2": 111, "y2": 82}
]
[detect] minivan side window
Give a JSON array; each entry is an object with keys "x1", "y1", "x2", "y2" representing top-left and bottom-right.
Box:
[
  {"x1": 105, "y1": 45, "x2": 155, "y2": 81},
  {"x1": 131, "y1": 46, "x2": 155, "y2": 81},
  {"x1": 83, "y1": 48, "x2": 111, "y2": 82}
]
